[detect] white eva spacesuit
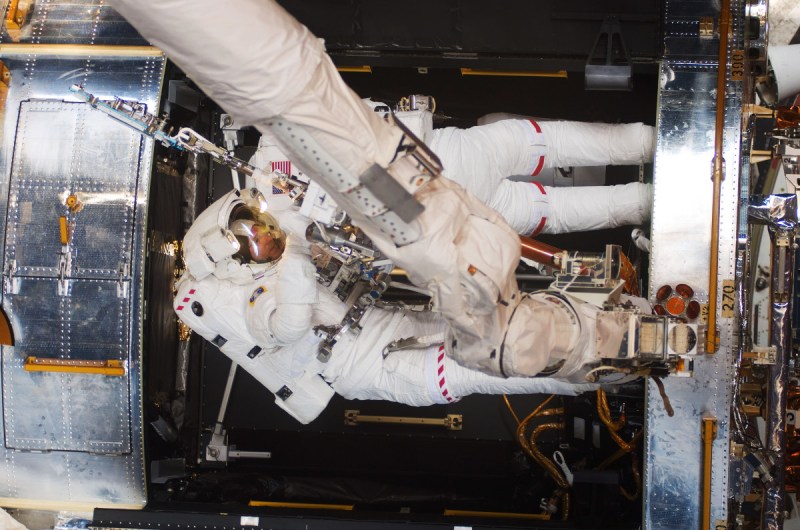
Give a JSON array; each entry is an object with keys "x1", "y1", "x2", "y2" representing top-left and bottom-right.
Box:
[
  {"x1": 176, "y1": 188, "x2": 597, "y2": 423},
  {"x1": 114, "y1": 0, "x2": 652, "y2": 414}
]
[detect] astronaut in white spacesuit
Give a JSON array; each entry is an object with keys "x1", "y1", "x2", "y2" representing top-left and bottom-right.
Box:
[
  {"x1": 113, "y1": 0, "x2": 657, "y2": 424},
  {"x1": 175, "y1": 187, "x2": 599, "y2": 424},
  {"x1": 252, "y1": 116, "x2": 654, "y2": 237}
]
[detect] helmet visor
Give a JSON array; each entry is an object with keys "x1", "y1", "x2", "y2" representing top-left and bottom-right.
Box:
[{"x1": 229, "y1": 208, "x2": 286, "y2": 263}]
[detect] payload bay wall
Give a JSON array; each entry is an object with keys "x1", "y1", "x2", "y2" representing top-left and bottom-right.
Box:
[{"x1": 0, "y1": 0, "x2": 164, "y2": 510}]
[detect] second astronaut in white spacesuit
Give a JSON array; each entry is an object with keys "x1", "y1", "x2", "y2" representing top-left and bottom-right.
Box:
[{"x1": 252, "y1": 116, "x2": 654, "y2": 238}]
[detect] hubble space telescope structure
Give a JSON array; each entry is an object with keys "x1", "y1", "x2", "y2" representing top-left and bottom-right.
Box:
[{"x1": 0, "y1": 0, "x2": 796, "y2": 529}]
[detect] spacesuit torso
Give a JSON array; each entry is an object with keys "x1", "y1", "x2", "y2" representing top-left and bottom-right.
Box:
[{"x1": 174, "y1": 267, "x2": 349, "y2": 424}]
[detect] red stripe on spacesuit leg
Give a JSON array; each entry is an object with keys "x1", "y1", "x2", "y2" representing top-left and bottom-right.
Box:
[
  {"x1": 527, "y1": 182, "x2": 548, "y2": 236},
  {"x1": 530, "y1": 181, "x2": 546, "y2": 195},
  {"x1": 528, "y1": 119, "x2": 542, "y2": 133},
  {"x1": 529, "y1": 216, "x2": 548, "y2": 237},
  {"x1": 531, "y1": 156, "x2": 545, "y2": 176}
]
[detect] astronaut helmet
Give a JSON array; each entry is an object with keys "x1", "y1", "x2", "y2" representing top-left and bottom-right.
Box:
[
  {"x1": 182, "y1": 187, "x2": 291, "y2": 283},
  {"x1": 228, "y1": 203, "x2": 286, "y2": 264}
]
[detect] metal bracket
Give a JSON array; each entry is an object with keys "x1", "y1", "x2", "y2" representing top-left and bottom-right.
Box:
[
  {"x1": 219, "y1": 114, "x2": 243, "y2": 153},
  {"x1": 205, "y1": 430, "x2": 272, "y2": 463},
  {"x1": 24, "y1": 356, "x2": 126, "y2": 376},
  {"x1": 585, "y1": 17, "x2": 632, "y2": 90},
  {"x1": 743, "y1": 346, "x2": 777, "y2": 365},
  {"x1": 117, "y1": 262, "x2": 130, "y2": 299},
  {"x1": 5, "y1": 0, "x2": 33, "y2": 42},
  {"x1": 56, "y1": 246, "x2": 71, "y2": 296},
  {"x1": 344, "y1": 410, "x2": 463, "y2": 431},
  {"x1": 4, "y1": 259, "x2": 19, "y2": 294},
  {"x1": 314, "y1": 304, "x2": 368, "y2": 362},
  {"x1": 699, "y1": 17, "x2": 715, "y2": 38}
]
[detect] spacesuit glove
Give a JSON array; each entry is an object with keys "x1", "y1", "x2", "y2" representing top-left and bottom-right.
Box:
[{"x1": 250, "y1": 167, "x2": 277, "y2": 198}]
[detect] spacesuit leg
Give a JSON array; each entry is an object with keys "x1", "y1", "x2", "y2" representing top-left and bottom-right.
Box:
[
  {"x1": 334, "y1": 345, "x2": 598, "y2": 406},
  {"x1": 428, "y1": 120, "x2": 653, "y2": 235},
  {"x1": 429, "y1": 119, "x2": 655, "y2": 193},
  {"x1": 111, "y1": 0, "x2": 632, "y2": 378},
  {"x1": 485, "y1": 180, "x2": 652, "y2": 235},
  {"x1": 538, "y1": 121, "x2": 655, "y2": 168},
  {"x1": 324, "y1": 309, "x2": 597, "y2": 405}
]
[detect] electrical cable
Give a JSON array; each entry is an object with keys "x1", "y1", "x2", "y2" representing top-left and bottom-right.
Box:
[{"x1": 503, "y1": 394, "x2": 521, "y2": 425}]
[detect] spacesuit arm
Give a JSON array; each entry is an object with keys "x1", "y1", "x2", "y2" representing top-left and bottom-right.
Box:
[
  {"x1": 246, "y1": 208, "x2": 318, "y2": 348},
  {"x1": 267, "y1": 234, "x2": 317, "y2": 345},
  {"x1": 112, "y1": 0, "x2": 400, "y2": 181}
]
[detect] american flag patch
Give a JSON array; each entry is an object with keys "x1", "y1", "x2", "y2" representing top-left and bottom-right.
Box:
[
  {"x1": 271, "y1": 160, "x2": 291, "y2": 195},
  {"x1": 271, "y1": 160, "x2": 291, "y2": 176}
]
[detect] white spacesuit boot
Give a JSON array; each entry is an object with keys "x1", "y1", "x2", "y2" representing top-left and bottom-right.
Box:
[{"x1": 112, "y1": 0, "x2": 651, "y2": 380}]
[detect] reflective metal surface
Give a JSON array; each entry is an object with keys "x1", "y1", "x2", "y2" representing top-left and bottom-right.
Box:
[
  {"x1": 747, "y1": 197, "x2": 798, "y2": 529},
  {"x1": 0, "y1": 7, "x2": 163, "y2": 507},
  {"x1": 645, "y1": 0, "x2": 745, "y2": 528},
  {"x1": 748, "y1": 194, "x2": 798, "y2": 230},
  {"x1": 0, "y1": 0, "x2": 149, "y2": 45}
]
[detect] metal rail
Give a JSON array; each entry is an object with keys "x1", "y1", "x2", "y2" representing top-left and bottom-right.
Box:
[{"x1": 706, "y1": 0, "x2": 732, "y2": 354}]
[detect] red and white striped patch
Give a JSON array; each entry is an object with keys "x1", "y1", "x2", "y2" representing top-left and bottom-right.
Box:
[
  {"x1": 436, "y1": 345, "x2": 455, "y2": 403},
  {"x1": 530, "y1": 181, "x2": 546, "y2": 195},
  {"x1": 177, "y1": 289, "x2": 196, "y2": 312},
  {"x1": 271, "y1": 160, "x2": 291, "y2": 176}
]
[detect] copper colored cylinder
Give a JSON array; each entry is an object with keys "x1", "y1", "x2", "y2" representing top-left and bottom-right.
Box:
[{"x1": 519, "y1": 235, "x2": 563, "y2": 268}]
